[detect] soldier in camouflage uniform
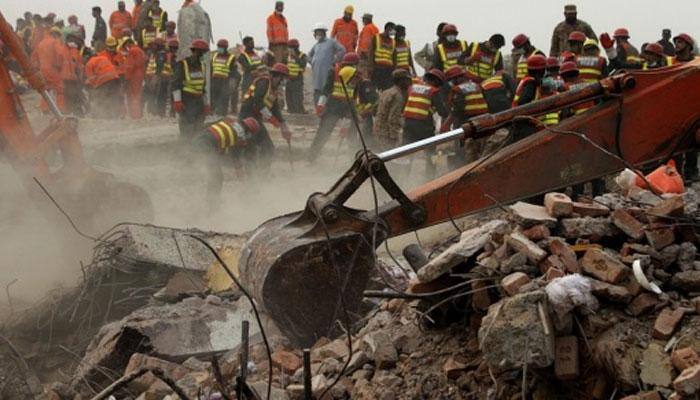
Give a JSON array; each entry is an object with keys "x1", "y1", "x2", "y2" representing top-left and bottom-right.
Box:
[
  {"x1": 549, "y1": 4, "x2": 596, "y2": 57},
  {"x1": 373, "y1": 69, "x2": 411, "y2": 151}
]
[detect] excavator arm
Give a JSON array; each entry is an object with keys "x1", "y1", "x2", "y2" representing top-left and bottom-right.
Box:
[{"x1": 240, "y1": 59, "x2": 700, "y2": 346}]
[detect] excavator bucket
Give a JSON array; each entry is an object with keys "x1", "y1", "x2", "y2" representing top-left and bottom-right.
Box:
[{"x1": 239, "y1": 207, "x2": 379, "y2": 347}]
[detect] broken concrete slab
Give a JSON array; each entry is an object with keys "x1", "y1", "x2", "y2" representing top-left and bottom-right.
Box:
[
  {"x1": 153, "y1": 272, "x2": 206, "y2": 303},
  {"x1": 560, "y1": 217, "x2": 620, "y2": 240},
  {"x1": 544, "y1": 192, "x2": 574, "y2": 218},
  {"x1": 417, "y1": 219, "x2": 509, "y2": 282},
  {"x1": 640, "y1": 343, "x2": 675, "y2": 387},
  {"x1": 478, "y1": 290, "x2": 555, "y2": 372},
  {"x1": 362, "y1": 331, "x2": 398, "y2": 370},
  {"x1": 509, "y1": 202, "x2": 557, "y2": 228},
  {"x1": 506, "y1": 232, "x2": 547, "y2": 264}
]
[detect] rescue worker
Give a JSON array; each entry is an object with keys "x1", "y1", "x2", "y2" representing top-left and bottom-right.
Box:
[
  {"x1": 123, "y1": 37, "x2": 147, "y2": 119},
  {"x1": 549, "y1": 4, "x2": 596, "y2": 57},
  {"x1": 511, "y1": 33, "x2": 545, "y2": 83},
  {"x1": 369, "y1": 22, "x2": 396, "y2": 90},
  {"x1": 147, "y1": 0, "x2": 168, "y2": 33},
  {"x1": 559, "y1": 61, "x2": 594, "y2": 115},
  {"x1": 357, "y1": 13, "x2": 379, "y2": 75},
  {"x1": 173, "y1": 39, "x2": 211, "y2": 139},
  {"x1": 85, "y1": 49, "x2": 121, "y2": 118},
  {"x1": 446, "y1": 66, "x2": 489, "y2": 165},
  {"x1": 239, "y1": 63, "x2": 292, "y2": 165},
  {"x1": 465, "y1": 34, "x2": 505, "y2": 82},
  {"x1": 414, "y1": 22, "x2": 447, "y2": 71},
  {"x1": 211, "y1": 39, "x2": 239, "y2": 117},
  {"x1": 658, "y1": 29, "x2": 675, "y2": 57},
  {"x1": 92, "y1": 7, "x2": 107, "y2": 47},
  {"x1": 481, "y1": 71, "x2": 515, "y2": 114},
  {"x1": 131, "y1": 0, "x2": 143, "y2": 30},
  {"x1": 374, "y1": 69, "x2": 411, "y2": 150},
  {"x1": 145, "y1": 38, "x2": 172, "y2": 116},
  {"x1": 512, "y1": 54, "x2": 559, "y2": 139},
  {"x1": 577, "y1": 38, "x2": 608, "y2": 83},
  {"x1": 641, "y1": 43, "x2": 670, "y2": 69},
  {"x1": 402, "y1": 68, "x2": 449, "y2": 178},
  {"x1": 140, "y1": 16, "x2": 158, "y2": 50},
  {"x1": 393, "y1": 25, "x2": 415, "y2": 76},
  {"x1": 566, "y1": 31, "x2": 586, "y2": 56},
  {"x1": 673, "y1": 33, "x2": 696, "y2": 63},
  {"x1": 62, "y1": 34, "x2": 85, "y2": 116},
  {"x1": 266, "y1": 1, "x2": 289, "y2": 63},
  {"x1": 167, "y1": 39, "x2": 179, "y2": 116},
  {"x1": 160, "y1": 21, "x2": 177, "y2": 42},
  {"x1": 611, "y1": 28, "x2": 642, "y2": 68},
  {"x1": 331, "y1": 5, "x2": 359, "y2": 53},
  {"x1": 433, "y1": 24, "x2": 469, "y2": 72},
  {"x1": 286, "y1": 39, "x2": 307, "y2": 114},
  {"x1": 35, "y1": 27, "x2": 65, "y2": 112},
  {"x1": 545, "y1": 56, "x2": 565, "y2": 91},
  {"x1": 308, "y1": 55, "x2": 362, "y2": 162},
  {"x1": 238, "y1": 36, "x2": 263, "y2": 102},
  {"x1": 192, "y1": 117, "x2": 261, "y2": 210},
  {"x1": 109, "y1": 1, "x2": 133, "y2": 39},
  {"x1": 66, "y1": 15, "x2": 86, "y2": 42}
]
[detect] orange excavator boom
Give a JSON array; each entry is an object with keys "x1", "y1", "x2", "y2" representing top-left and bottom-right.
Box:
[{"x1": 240, "y1": 60, "x2": 700, "y2": 346}]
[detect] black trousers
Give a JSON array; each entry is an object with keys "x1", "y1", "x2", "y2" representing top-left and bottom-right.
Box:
[
  {"x1": 211, "y1": 78, "x2": 231, "y2": 116},
  {"x1": 178, "y1": 94, "x2": 205, "y2": 139},
  {"x1": 286, "y1": 77, "x2": 305, "y2": 113}
]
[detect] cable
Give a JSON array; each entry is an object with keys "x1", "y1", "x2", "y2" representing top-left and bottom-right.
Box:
[
  {"x1": 33, "y1": 177, "x2": 99, "y2": 242},
  {"x1": 185, "y1": 234, "x2": 272, "y2": 400}
]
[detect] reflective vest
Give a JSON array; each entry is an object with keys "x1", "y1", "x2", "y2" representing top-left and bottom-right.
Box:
[
  {"x1": 243, "y1": 76, "x2": 275, "y2": 109},
  {"x1": 454, "y1": 81, "x2": 488, "y2": 117},
  {"x1": 208, "y1": 118, "x2": 244, "y2": 150},
  {"x1": 162, "y1": 54, "x2": 173, "y2": 77},
  {"x1": 513, "y1": 76, "x2": 559, "y2": 126},
  {"x1": 331, "y1": 66, "x2": 356, "y2": 100},
  {"x1": 466, "y1": 42, "x2": 501, "y2": 81},
  {"x1": 242, "y1": 50, "x2": 263, "y2": 72},
  {"x1": 403, "y1": 82, "x2": 439, "y2": 120},
  {"x1": 437, "y1": 40, "x2": 468, "y2": 69},
  {"x1": 481, "y1": 74, "x2": 505, "y2": 91},
  {"x1": 642, "y1": 57, "x2": 674, "y2": 70},
  {"x1": 146, "y1": 54, "x2": 157, "y2": 76},
  {"x1": 516, "y1": 49, "x2": 543, "y2": 81},
  {"x1": 576, "y1": 55, "x2": 605, "y2": 83},
  {"x1": 212, "y1": 53, "x2": 236, "y2": 79},
  {"x1": 141, "y1": 29, "x2": 157, "y2": 49},
  {"x1": 148, "y1": 9, "x2": 166, "y2": 32},
  {"x1": 146, "y1": 53, "x2": 172, "y2": 77},
  {"x1": 182, "y1": 60, "x2": 204, "y2": 95},
  {"x1": 620, "y1": 43, "x2": 642, "y2": 65},
  {"x1": 287, "y1": 52, "x2": 305, "y2": 78},
  {"x1": 394, "y1": 39, "x2": 411, "y2": 69},
  {"x1": 373, "y1": 34, "x2": 395, "y2": 67}
]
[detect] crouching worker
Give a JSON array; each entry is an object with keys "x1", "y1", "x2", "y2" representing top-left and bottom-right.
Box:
[{"x1": 192, "y1": 117, "x2": 261, "y2": 212}]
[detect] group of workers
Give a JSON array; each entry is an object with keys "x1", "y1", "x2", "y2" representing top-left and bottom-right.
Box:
[{"x1": 6, "y1": 2, "x2": 699, "y2": 207}]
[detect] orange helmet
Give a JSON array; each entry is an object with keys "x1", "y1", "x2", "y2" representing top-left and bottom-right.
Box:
[
  {"x1": 342, "y1": 52, "x2": 360, "y2": 65},
  {"x1": 567, "y1": 31, "x2": 586, "y2": 43},
  {"x1": 441, "y1": 24, "x2": 458, "y2": 35},
  {"x1": 216, "y1": 39, "x2": 229, "y2": 48},
  {"x1": 512, "y1": 33, "x2": 529, "y2": 48},
  {"x1": 674, "y1": 33, "x2": 694, "y2": 47},
  {"x1": 644, "y1": 42, "x2": 664, "y2": 57},
  {"x1": 445, "y1": 65, "x2": 465, "y2": 81},
  {"x1": 425, "y1": 68, "x2": 446, "y2": 84},
  {"x1": 546, "y1": 56, "x2": 559, "y2": 69},
  {"x1": 190, "y1": 39, "x2": 209, "y2": 50},
  {"x1": 559, "y1": 51, "x2": 576, "y2": 63},
  {"x1": 559, "y1": 61, "x2": 578, "y2": 75},
  {"x1": 270, "y1": 63, "x2": 290, "y2": 77},
  {"x1": 526, "y1": 54, "x2": 547, "y2": 70},
  {"x1": 241, "y1": 117, "x2": 260, "y2": 134},
  {"x1": 613, "y1": 28, "x2": 630, "y2": 39},
  {"x1": 287, "y1": 38, "x2": 300, "y2": 47}
]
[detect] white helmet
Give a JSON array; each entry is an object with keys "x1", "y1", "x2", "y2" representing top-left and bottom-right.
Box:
[{"x1": 313, "y1": 22, "x2": 328, "y2": 32}]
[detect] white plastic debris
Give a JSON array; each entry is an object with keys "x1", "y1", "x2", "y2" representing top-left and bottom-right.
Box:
[
  {"x1": 545, "y1": 274, "x2": 599, "y2": 318},
  {"x1": 615, "y1": 168, "x2": 639, "y2": 196},
  {"x1": 633, "y1": 259, "x2": 663, "y2": 295}
]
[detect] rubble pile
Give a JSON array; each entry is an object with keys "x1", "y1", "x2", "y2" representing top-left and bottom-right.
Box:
[{"x1": 6, "y1": 183, "x2": 700, "y2": 399}]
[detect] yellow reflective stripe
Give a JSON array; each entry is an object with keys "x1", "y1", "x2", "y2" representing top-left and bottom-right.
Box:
[
  {"x1": 465, "y1": 104, "x2": 488, "y2": 110},
  {"x1": 146, "y1": 57, "x2": 157, "y2": 75},
  {"x1": 183, "y1": 61, "x2": 204, "y2": 94},
  {"x1": 439, "y1": 41, "x2": 467, "y2": 68},
  {"x1": 408, "y1": 96, "x2": 431, "y2": 105},
  {"x1": 541, "y1": 113, "x2": 559, "y2": 126},
  {"x1": 374, "y1": 35, "x2": 394, "y2": 65},
  {"x1": 465, "y1": 94, "x2": 483, "y2": 101},
  {"x1": 404, "y1": 106, "x2": 430, "y2": 115},
  {"x1": 211, "y1": 125, "x2": 228, "y2": 149},
  {"x1": 243, "y1": 52, "x2": 263, "y2": 69},
  {"x1": 212, "y1": 54, "x2": 235, "y2": 77},
  {"x1": 395, "y1": 40, "x2": 410, "y2": 67}
]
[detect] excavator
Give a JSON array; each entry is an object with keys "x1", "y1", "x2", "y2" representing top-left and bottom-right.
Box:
[
  {"x1": 239, "y1": 57, "x2": 700, "y2": 346},
  {"x1": 0, "y1": 12, "x2": 152, "y2": 231}
]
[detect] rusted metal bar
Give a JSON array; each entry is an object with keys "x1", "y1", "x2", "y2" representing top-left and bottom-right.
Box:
[{"x1": 235, "y1": 320, "x2": 250, "y2": 399}]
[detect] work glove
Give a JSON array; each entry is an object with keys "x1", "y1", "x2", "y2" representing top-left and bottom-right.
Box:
[
  {"x1": 599, "y1": 33, "x2": 614, "y2": 50},
  {"x1": 439, "y1": 119, "x2": 452, "y2": 133},
  {"x1": 173, "y1": 101, "x2": 184, "y2": 113},
  {"x1": 203, "y1": 104, "x2": 211, "y2": 115},
  {"x1": 268, "y1": 115, "x2": 282, "y2": 128},
  {"x1": 315, "y1": 104, "x2": 326, "y2": 117}
]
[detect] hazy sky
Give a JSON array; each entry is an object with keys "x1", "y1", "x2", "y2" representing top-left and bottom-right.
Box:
[{"x1": 5, "y1": 0, "x2": 699, "y2": 56}]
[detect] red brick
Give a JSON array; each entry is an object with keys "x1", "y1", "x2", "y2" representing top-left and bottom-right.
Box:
[
  {"x1": 501, "y1": 272, "x2": 530, "y2": 296},
  {"x1": 581, "y1": 248, "x2": 629, "y2": 284},
  {"x1": 471, "y1": 280, "x2": 491, "y2": 311},
  {"x1": 611, "y1": 209, "x2": 646, "y2": 240},
  {"x1": 645, "y1": 224, "x2": 676, "y2": 250},
  {"x1": 648, "y1": 195, "x2": 685, "y2": 220},
  {"x1": 572, "y1": 201, "x2": 610, "y2": 217},
  {"x1": 627, "y1": 293, "x2": 660, "y2": 316},
  {"x1": 549, "y1": 239, "x2": 580, "y2": 273},
  {"x1": 546, "y1": 267, "x2": 565, "y2": 281},
  {"x1": 555, "y1": 336, "x2": 579, "y2": 380},
  {"x1": 521, "y1": 224, "x2": 550, "y2": 241},
  {"x1": 539, "y1": 254, "x2": 566, "y2": 274},
  {"x1": 674, "y1": 364, "x2": 700, "y2": 396},
  {"x1": 590, "y1": 279, "x2": 633, "y2": 303},
  {"x1": 672, "y1": 348, "x2": 700, "y2": 372},
  {"x1": 652, "y1": 307, "x2": 685, "y2": 340},
  {"x1": 544, "y1": 192, "x2": 574, "y2": 217},
  {"x1": 272, "y1": 349, "x2": 302, "y2": 374}
]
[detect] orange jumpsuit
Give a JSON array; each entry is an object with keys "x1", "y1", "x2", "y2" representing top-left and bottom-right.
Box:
[
  {"x1": 109, "y1": 10, "x2": 133, "y2": 39},
  {"x1": 331, "y1": 18, "x2": 359, "y2": 52},
  {"x1": 35, "y1": 35, "x2": 65, "y2": 111},
  {"x1": 124, "y1": 45, "x2": 146, "y2": 119},
  {"x1": 131, "y1": 4, "x2": 143, "y2": 29}
]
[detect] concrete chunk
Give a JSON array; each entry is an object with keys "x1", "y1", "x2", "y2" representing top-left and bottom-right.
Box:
[
  {"x1": 509, "y1": 202, "x2": 557, "y2": 228},
  {"x1": 560, "y1": 217, "x2": 619, "y2": 239},
  {"x1": 544, "y1": 192, "x2": 574, "y2": 218},
  {"x1": 572, "y1": 201, "x2": 610, "y2": 217},
  {"x1": 506, "y1": 232, "x2": 547, "y2": 264}
]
